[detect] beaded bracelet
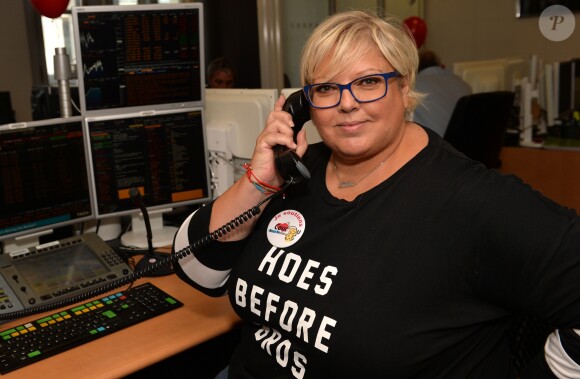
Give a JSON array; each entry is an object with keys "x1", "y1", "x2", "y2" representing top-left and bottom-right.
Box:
[{"x1": 243, "y1": 163, "x2": 282, "y2": 195}]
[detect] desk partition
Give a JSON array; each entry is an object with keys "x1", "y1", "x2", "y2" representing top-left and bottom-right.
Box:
[{"x1": 499, "y1": 146, "x2": 580, "y2": 212}]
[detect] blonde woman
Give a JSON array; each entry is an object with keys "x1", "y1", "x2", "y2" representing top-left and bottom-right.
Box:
[{"x1": 175, "y1": 10, "x2": 580, "y2": 379}]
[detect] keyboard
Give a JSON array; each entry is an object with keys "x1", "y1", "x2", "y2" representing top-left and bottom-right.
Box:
[{"x1": 0, "y1": 282, "x2": 183, "y2": 374}]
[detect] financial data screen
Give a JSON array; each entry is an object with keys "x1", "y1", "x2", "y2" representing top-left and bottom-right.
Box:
[
  {"x1": 86, "y1": 109, "x2": 210, "y2": 216},
  {"x1": 75, "y1": 6, "x2": 203, "y2": 112},
  {"x1": 0, "y1": 119, "x2": 92, "y2": 239}
]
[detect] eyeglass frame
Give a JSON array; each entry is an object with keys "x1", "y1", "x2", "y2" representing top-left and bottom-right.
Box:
[{"x1": 303, "y1": 71, "x2": 400, "y2": 109}]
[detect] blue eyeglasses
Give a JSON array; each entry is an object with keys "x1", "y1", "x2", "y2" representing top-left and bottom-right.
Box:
[{"x1": 303, "y1": 71, "x2": 400, "y2": 109}]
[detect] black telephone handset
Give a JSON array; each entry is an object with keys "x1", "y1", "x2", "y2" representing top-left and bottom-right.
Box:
[{"x1": 274, "y1": 90, "x2": 312, "y2": 184}]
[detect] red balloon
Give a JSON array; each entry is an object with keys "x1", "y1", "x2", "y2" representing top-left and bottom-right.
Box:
[
  {"x1": 30, "y1": 0, "x2": 70, "y2": 19},
  {"x1": 403, "y1": 16, "x2": 428, "y2": 48}
]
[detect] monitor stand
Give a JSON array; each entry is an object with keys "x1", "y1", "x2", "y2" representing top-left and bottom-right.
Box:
[
  {"x1": 121, "y1": 208, "x2": 177, "y2": 249},
  {"x1": 2, "y1": 229, "x2": 53, "y2": 254},
  {"x1": 84, "y1": 217, "x2": 123, "y2": 242}
]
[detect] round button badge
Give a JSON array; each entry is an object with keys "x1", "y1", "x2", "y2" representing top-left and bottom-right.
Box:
[{"x1": 266, "y1": 210, "x2": 306, "y2": 248}]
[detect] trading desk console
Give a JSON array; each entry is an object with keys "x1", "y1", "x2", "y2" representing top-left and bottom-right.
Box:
[
  {"x1": 0, "y1": 272, "x2": 239, "y2": 378},
  {"x1": 0, "y1": 233, "x2": 132, "y2": 314},
  {"x1": 0, "y1": 282, "x2": 182, "y2": 374}
]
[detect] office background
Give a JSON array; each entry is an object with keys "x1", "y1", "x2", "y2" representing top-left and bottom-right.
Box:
[{"x1": 0, "y1": 0, "x2": 578, "y2": 123}]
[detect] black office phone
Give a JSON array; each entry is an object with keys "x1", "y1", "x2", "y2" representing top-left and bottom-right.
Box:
[{"x1": 274, "y1": 90, "x2": 312, "y2": 183}]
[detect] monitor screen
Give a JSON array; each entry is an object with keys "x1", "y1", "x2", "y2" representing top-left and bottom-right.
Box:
[
  {"x1": 13, "y1": 243, "x2": 109, "y2": 296},
  {"x1": 517, "y1": 1, "x2": 580, "y2": 18},
  {"x1": 72, "y1": 3, "x2": 205, "y2": 116},
  {"x1": 558, "y1": 60, "x2": 574, "y2": 117},
  {"x1": 84, "y1": 108, "x2": 211, "y2": 219},
  {"x1": 0, "y1": 117, "x2": 94, "y2": 242},
  {"x1": 575, "y1": 59, "x2": 580, "y2": 112}
]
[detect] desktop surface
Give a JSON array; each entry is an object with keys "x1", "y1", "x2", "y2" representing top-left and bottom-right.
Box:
[
  {"x1": 0, "y1": 273, "x2": 239, "y2": 379},
  {"x1": 500, "y1": 146, "x2": 580, "y2": 212}
]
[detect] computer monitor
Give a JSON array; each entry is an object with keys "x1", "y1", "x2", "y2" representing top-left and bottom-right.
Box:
[
  {"x1": 558, "y1": 60, "x2": 575, "y2": 118},
  {"x1": 0, "y1": 116, "x2": 94, "y2": 252},
  {"x1": 205, "y1": 88, "x2": 278, "y2": 160},
  {"x1": 84, "y1": 108, "x2": 211, "y2": 248},
  {"x1": 453, "y1": 58, "x2": 530, "y2": 94},
  {"x1": 574, "y1": 59, "x2": 580, "y2": 112},
  {"x1": 453, "y1": 59, "x2": 507, "y2": 93},
  {"x1": 204, "y1": 88, "x2": 278, "y2": 197},
  {"x1": 504, "y1": 58, "x2": 528, "y2": 92},
  {"x1": 72, "y1": 3, "x2": 205, "y2": 116}
]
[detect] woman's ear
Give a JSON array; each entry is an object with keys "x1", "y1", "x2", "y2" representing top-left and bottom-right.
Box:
[
  {"x1": 399, "y1": 76, "x2": 411, "y2": 109},
  {"x1": 399, "y1": 75, "x2": 410, "y2": 95}
]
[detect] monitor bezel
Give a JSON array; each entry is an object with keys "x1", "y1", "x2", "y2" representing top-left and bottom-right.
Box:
[
  {"x1": 0, "y1": 116, "x2": 95, "y2": 242},
  {"x1": 83, "y1": 107, "x2": 212, "y2": 220},
  {"x1": 72, "y1": 3, "x2": 206, "y2": 117}
]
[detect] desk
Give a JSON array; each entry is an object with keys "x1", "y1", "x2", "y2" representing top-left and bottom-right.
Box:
[
  {"x1": 499, "y1": 146, "x2": 580, "y2": 211},
  {"x1": 1, "y1": 274, "x2": 240, "y2": 379}
]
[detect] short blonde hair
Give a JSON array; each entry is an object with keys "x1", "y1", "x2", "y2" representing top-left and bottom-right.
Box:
[{"x1": 300, "y1": 10, "x2": 422, "y2": 113}]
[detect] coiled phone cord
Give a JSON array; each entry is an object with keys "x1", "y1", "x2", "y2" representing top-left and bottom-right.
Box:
[{"x1": 0, "y1": 180, "x2": 293, "y2": 321}]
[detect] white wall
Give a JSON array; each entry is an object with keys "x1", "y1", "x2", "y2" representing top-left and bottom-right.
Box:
[
  {"x1": 281, "y1": 0, "x2": 425, "y2": 88},
  {"x1": 423, "y1": 0, "x2": 580, "y2": 68},
  {"x1": 282, "y1": 0, "x2": 328, "y2": 87}
]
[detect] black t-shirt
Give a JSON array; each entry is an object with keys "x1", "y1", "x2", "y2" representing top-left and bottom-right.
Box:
[{"x1": 175, "y1": 129, "x2": 580, "y2": 378}]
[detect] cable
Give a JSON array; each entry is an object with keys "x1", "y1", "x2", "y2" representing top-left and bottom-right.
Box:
[
  {"x1": 0, "y1": 181, "x2": 292, "y2": 321},
  {"x1": 70, "y1": 98, "x2": 81, "y2": 115}
]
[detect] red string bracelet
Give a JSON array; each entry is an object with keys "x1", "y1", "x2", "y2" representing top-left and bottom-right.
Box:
[{"x1": 243, "y1": 163, "x2": 282, "y2": 195}]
